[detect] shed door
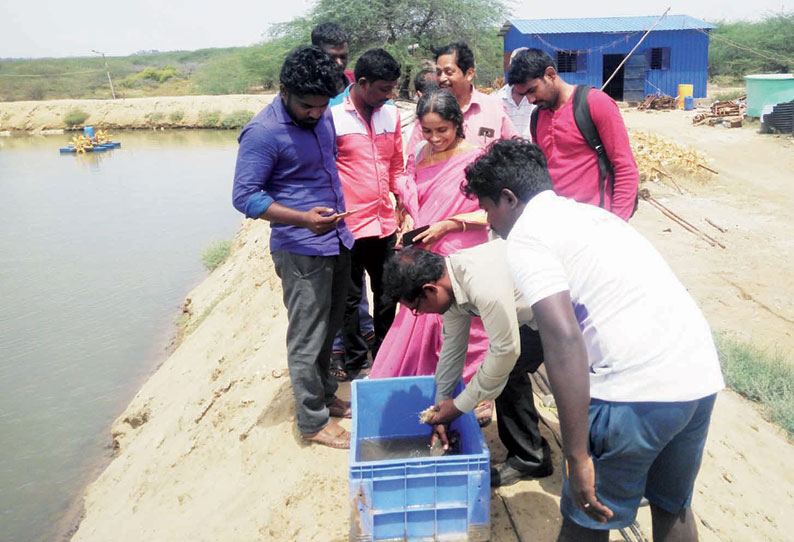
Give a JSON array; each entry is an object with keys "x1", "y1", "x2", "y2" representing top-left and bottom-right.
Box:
[{"x1": 623, "y1": 54, "x2": 647, "y2": 102}]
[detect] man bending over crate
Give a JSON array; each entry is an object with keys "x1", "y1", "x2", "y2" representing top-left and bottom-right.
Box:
[{"x1": 386, "y1": 138, "x2": 724, "y2": 542}]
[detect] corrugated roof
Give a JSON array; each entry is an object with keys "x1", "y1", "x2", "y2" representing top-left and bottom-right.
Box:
[{"x1": 500, "y1": 15, "x2": 716, "y2": 36}]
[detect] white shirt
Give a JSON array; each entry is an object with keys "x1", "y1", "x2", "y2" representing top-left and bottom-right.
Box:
[
  {"x1": 434, "y1": 240, "x2": 536, "y2": 412},
  {"x1": 507, "y1": 191, "x2": 724, "y2": 402},
  {"x1": 496, "y1": 84, "x2": 535, "y2": 141}
]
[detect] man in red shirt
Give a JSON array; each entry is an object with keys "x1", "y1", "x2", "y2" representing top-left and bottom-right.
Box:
[{"x1": 508, "y1": 48, "x2": 638, "y2": 222}]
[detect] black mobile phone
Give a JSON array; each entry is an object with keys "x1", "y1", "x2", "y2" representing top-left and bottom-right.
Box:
[{"x1": 402, "y1": 225, "x2": 430, "y2": 247}]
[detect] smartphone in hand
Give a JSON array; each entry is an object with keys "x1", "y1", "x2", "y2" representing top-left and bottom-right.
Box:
[
  {"x1": 324, "y1": 209, "x2": 358, "y2": 219},
  {"x1": 335, "y1": 209, "x2": 358, "y2": 218},
  {"x1": 402, "y1": 225, "x2": 430, "y2": 247}
]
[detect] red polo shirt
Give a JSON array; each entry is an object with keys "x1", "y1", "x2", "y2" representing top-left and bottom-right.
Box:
[{"x1": 535, "y1": 87, "x2": 638, "y2": 221}]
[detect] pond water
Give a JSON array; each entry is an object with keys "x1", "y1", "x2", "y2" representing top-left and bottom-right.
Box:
[{"x1": 0, "y1": 130, "x2": 244, "y2": 542}]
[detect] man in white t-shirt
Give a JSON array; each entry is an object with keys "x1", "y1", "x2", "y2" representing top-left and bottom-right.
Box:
[
  {"x1": 431, "y1": 138, "x2": 724, "y2": 542},
  {"x1": 495, "y1": 47, "x2": 535, "y2": 140}
]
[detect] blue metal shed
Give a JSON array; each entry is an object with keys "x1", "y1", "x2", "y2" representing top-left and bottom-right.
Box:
[{"x1": 499, "y1": 15, "x2": 715, "y2": 101}]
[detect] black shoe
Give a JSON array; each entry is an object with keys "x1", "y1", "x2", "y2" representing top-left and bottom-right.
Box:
[{"x1": 490, "y1": 460, "x2": 553, "y2": 488}]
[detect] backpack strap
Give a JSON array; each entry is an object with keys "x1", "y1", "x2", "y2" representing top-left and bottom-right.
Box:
[
  {"x1": 529, "y1": 107, "x2": 539, "y2": 143},
  {"x1": 571, "y1": 85, "x2": 614, "y2": 209}
]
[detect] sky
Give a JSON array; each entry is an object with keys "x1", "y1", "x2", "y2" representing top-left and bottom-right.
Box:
[{"x1": 1, "y1": 0, "x2": 792, "y2": 59}]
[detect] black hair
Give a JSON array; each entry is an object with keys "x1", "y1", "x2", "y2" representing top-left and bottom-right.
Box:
[
  {"x1": 413, "y1": 68, "x2": 439, "y2": 95},
  {"x1": 280, "y1": 45, "x2": 342, "y2": 98},
  {"x1": 432, "y1": 42, "x2": 475, "y2": 74},
  {"x1": 463, "y1": 139, "x2": 553, "y2": 202},
  {"x1": 310, "y1": 22, "x2": 348, "y2": 48},
  {"x1": 382, "y1": 249, "x2": 446, "y2": 304},
  {"x1": 507, "y1": 48, "x2": 556, "y2": 86},
  {"x1": 416, "y1": 89, "x2": 465, "y2": 140},
  {"x1": 353, "y1": 48, "x2": 401, "y2": 83}
]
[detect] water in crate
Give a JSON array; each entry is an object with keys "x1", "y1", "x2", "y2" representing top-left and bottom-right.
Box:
[{"x1": 358, "y1": 431, "x2": 461, "y2": 461}]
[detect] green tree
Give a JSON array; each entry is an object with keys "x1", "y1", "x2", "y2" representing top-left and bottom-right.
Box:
[
  {"x1": 708, "y1": 12, "x2": 794, "y2": 81},
  {"x1": 272, "y1": 0, "x2": 509, "y2": 88},
  {"x1": 241, "y1": 36, "x2": 302, "y2": 89}
]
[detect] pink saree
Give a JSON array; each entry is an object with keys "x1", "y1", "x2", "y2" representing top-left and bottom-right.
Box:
[{"x1": 369, "y1": 142, "x2": 490, "y2": 382}]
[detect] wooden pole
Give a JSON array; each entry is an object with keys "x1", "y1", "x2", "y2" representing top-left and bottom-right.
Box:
[{"x1": 93, "y1": 50, "x2": 116, "y2": 99}]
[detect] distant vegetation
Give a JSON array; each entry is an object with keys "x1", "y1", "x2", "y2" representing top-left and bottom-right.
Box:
[
  {"x1": 716, "y1": 333, "x2": 794, "y2": 439},
  {"x1": 2, "y1": 10, "x2": 792, "y2": 102},
  {"x1": 708, "y1": 12, "x2": 794, "y2": 84}
]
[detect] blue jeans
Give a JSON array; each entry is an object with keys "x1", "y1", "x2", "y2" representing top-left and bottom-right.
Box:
[
  {"x1": 271, "y1": 248, "x2": 350, "y2": 434},
  {"x1": 561, "y1": 393, "x2": 717, "y2": 530}
]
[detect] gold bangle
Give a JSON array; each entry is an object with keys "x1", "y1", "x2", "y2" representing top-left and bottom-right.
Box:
[{"x1": 461, "y1": 221, "x2": 467, "y2": 233}]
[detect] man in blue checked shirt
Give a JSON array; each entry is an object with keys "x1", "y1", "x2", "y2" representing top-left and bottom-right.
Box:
[{"x1": 232, "y1": 46, "x2": 355, "y2": 449}]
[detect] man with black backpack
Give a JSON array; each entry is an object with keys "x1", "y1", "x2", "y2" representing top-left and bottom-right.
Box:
[{"x1": 509, "y1": 48, "x2": 639, "y2": 221}]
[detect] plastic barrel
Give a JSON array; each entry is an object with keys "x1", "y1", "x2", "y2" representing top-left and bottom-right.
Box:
[
  {"x1": 677, "y1": 84, "x2": 694, "y2": 109},
  {"x1": 684, "y1": 96, "x2": 695, "y2": 110},
  {"x1": 83, "y1": 126, "x2": 95, "y2": 138}
]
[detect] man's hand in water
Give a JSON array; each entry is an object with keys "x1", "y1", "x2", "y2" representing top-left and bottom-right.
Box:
[{"x1": 427, "y1": 399, "x2": 462, "y2": 449}]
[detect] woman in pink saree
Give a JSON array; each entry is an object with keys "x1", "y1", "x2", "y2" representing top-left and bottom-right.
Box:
[{"x1": 369, "y1": 90, "x2": 490, "y2": 385}]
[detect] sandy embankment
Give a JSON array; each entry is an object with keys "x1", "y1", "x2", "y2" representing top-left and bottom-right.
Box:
[
  {"x1": 68, "y1": 107, "x2": 794, "y2": 541},
  {"x1": 0, "y1": 94, "x2": 275, "y2": 132},
  {"x1": 71, "y1": 223, "x2": 794, "y2": 542}
]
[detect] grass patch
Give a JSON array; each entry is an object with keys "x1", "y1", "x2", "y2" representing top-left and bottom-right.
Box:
[
  {"x1": 169, "y1": 110, "x2": 185, "y2": 123},
  {"x1": 713, "y1": 90, "x2": 745, "y2": 102},
  {"x1": 716, "y1": 333, "x2": 794, "y2": 438},
  {"x1": 200, "y1": 240, "x2": 232, "y2": 271},
  {"x1": 220, "y1": 110, "x2": 254, "y2": 129},
  {"x1": 64, "y1": 108, "x2": 90, "y2": 127},
  {"x1": 145, "y1": 111, "x2": 165, "y2": 126},
  {"x1": 197, "y1": 109, "x2": 221, "y2": 128}
]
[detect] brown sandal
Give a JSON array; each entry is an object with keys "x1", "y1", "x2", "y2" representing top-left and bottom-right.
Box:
[
  {"x1": 302, "y1": 423, "x2": 350, "y2": 449},
  {"x1": 328, "y1": 396, "x2": 352, "y2": 418}
]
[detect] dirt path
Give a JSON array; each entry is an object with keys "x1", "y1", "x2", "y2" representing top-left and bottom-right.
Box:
[
  {"x1": 624, "y1": 108, "x2": 794, "y2": 355},
  {"x1": 488, "y1": 108, "x2": 794, "y2": 542}
]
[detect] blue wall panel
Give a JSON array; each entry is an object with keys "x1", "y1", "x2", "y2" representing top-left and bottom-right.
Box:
[{"x1": 504, "y1": 27, "x2": 710, "y2": 98}]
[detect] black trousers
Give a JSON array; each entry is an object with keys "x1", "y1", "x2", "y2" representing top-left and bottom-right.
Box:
[
  {"x1": 342, "y1": 233, "x2": 397, "y2": 371},
  {"x1": 495, "y1": 325, "x2": 552, "y2": 472}
]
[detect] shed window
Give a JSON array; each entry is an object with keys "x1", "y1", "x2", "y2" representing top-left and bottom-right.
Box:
[
  {"x1": 556, "y1": 51, "x2": 587, "y2": 73},
  {"x1": 649, "y1": 47, "x2": 671, "y2": 70}
]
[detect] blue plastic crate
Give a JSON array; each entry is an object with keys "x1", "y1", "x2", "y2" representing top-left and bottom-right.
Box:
[{"x1": 350, "y1": 376, "x2": 490, "y2": 542}]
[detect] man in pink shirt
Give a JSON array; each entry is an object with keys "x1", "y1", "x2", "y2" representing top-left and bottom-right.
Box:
[
  {"x1": 404, "y1": 42, "x2": 519, "y2": 173},
  {"x1": 509, "y1": 48, "x2": 638, "y2": 221},
  {"x1": 330, "y1": 48, "x2": 404, "y2": 379}
]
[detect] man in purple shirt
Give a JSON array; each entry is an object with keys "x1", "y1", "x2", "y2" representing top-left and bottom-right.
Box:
[{"x1": 232, "y1": 46, "x2": 355, "y2": 449}]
